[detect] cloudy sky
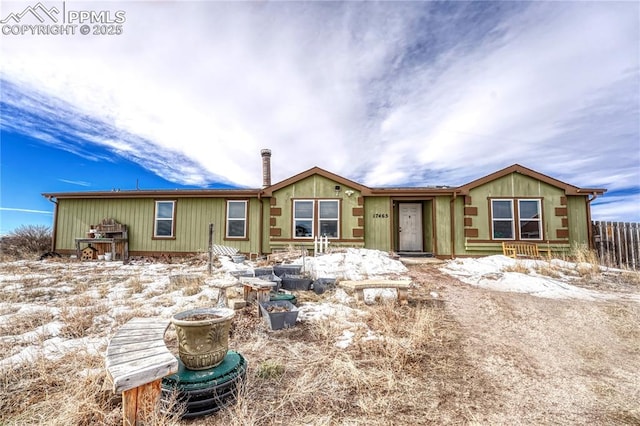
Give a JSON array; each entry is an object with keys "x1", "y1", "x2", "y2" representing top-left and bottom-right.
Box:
[{"x1": 0, "y1": 1, "x2": 638, "y2": 234}]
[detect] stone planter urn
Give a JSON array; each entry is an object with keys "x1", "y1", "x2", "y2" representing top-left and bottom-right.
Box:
[{"x1": 171, "y1": 307, "x2": 235, "y2": 370}]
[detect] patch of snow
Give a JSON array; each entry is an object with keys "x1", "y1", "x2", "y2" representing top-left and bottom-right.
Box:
[
  {"x1": 2, "y1": 249, "x2": 637, "y2": 371},
  {"x1": 298, "y1": 248, "x2": 408, "y2": 280},
  {"x1": 0, "y1": 336, "x2": 106, "y2": 370},
  {"x1": 363, "y1": 288, "x2": 397, "y2": 304},
  {"x1": 335, "y1": 330, "x2": 355, "y2": 349},
  {"x1": 441, "y1": 256, "x2": 640, "y2": 302}
]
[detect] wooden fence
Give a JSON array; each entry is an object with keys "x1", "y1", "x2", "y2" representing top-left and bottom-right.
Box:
[{"x1": 592, "y1": 221, "x2": 640, "y2": 270}]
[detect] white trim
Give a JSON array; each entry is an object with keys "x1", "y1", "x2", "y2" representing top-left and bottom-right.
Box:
[
  {"x1": 226, "y1": 200, "x2": 247, "y2": 238},
  {"x1": 154, "y1": 200, "x2": 175, "y2": 238}
]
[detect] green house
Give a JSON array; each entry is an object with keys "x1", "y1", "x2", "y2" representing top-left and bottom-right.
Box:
[{"x1": 42, "y1": 150, "x2": 606, "y2": 259}]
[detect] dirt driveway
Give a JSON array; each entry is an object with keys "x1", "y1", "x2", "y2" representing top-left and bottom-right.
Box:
[{"x1": 409, "y1": 263, "x2": 640, "y2": 425}]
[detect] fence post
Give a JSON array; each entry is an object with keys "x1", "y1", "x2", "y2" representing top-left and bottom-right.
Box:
[{"x1": 208, "y1": 223, "x2": 214, "y2": 275}]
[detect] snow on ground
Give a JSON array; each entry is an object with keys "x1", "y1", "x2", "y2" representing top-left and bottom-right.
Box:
[
  {"x1": 1, "y1": 250, "x2": 638, "y2": 370},
  {"x1": 293, "y1": 248, "x2": 409, "y2": 280},
  {"x1": 441, "y1": 255, "x2": 640, "y2": 302}
]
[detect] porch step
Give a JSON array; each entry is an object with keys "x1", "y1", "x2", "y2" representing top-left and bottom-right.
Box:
[{"x1": 397, "y1": 252, "x2": 434, "y2": 258}]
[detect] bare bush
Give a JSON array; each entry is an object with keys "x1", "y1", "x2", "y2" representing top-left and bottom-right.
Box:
[{"x1": 0, "y1": 225, "x2": 52, "y2": 260}]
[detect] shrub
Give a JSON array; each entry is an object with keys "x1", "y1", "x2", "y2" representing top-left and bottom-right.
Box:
[{"x1": 1, "y1": 225, "x2": 52, "y2": 260}]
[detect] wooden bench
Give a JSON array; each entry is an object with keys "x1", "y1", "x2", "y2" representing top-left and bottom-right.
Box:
[
  {"x1": 339, "y1": 280, "x2": 412, "y2": 304},
  {"x1": 502, "y1": 241, "x2": 540, "y2": 259},
  {"x1": 105, "y1": 318, "x2": 178, "y2": 426}
]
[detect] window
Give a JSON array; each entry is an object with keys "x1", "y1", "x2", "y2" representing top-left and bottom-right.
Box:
[
  {"x1": 491, "y1": 199, "x2": 542, "y2": 240},
  {"x1": 154, "y1": 200, "x2": 175, "y2": 238},
  {"x1": 518, "y1": 200, "x2": 542, "y2": 240},
  {"x1": 319, "y1": 200, "x2": 339, "y2": 238},
  {"x1": 294, "y1": 200, "x2": 314, "y2": 237},
  {"x1": 491, "y1": 200, "x2": 514, "y2": 239},
  {"x1": 226, "y1": 200, "x2": 247, "y2": 238},
  {"x1": 293, "y1": 199, "x2": 340, "y2": 239}
]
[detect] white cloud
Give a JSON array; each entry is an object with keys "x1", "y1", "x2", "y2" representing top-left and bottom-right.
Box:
[
  {"x1": 1, "y1": 2, "x2": 638, "y2": 217},
  {"x1": 58, "y1": 179, "x2": 91, "y2": 187},
  {"x1": 0, "y1": 207, "x2": 52, "y2": 215}
]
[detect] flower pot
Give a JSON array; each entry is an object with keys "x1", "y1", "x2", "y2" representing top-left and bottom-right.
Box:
[
  {"x1": 281, "y1": 274, "x2": 313, "y2": 291},
  {"x1": 171, "y1": 307, "x2": 235, "y2": 370},
  {"x1": 273, "y1": 264, "x2": 303, "y2": 277},
  {"x1": 259, "y1": 301, "x2": 299, "y2": 330},
  {"x1": 253, "y1": 267, "x2": 273, "y2": 276},
  {"x1": 312, "y1": 278, "x2": 336, "y2": 294},
  {"x1": 256, "y1": 273, "x2": 282, "y2": 291}
]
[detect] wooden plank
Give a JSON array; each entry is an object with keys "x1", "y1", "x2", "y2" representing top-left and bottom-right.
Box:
[
  {"x1": 105, "y1": 318, "x2": 178, "y2": 393},
  {"x1": 106, "y1": 340, "x2": 168, "y2": 357},
  {"x1": 122, "y1": 387, "x2": 138, "y2": 426},
  {"x1": 108, "y1": 329, "x2": 167, "y2": 342},
  {"x1": 136, "y1": 380, "x2": 162, "y2": 425},
  {"x1": 107, "y1": 353, "x2": 178, "y2": 393},
  {"x1": 106, "y1": 345, "x2": 176, "y2": 366},
  {"x1": 117, "y1": 321, "x2": 169, "y2": 330},
  {"x1": 107, "y1": 351, "x2": 177, "y2": 377},
  {"x1": 340, "y1": 280, "x2": 412, "y2": 290}
]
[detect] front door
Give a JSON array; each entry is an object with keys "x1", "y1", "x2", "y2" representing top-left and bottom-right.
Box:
[{"x1": 399, "y1": 203, "x2": 423, "y2": 251}]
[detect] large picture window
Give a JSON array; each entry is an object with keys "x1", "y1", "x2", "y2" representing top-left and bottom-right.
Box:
[
  {"x1": 226, "y1": 200, "x2": 247, "y2": 238},
  {"x1": 491, "y1": 198, "x2": 542, "y2": 240},
  {"x1": 293, "y1": 199, "x2": 340, "y2": 239},
  {"x1": 154, "y1": 200, "x2": 175, "y2": 238}
]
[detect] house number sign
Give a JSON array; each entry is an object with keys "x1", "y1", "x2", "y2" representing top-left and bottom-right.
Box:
[{"x1": 372, "y1": 213, "x2": 389, "y2": 218}]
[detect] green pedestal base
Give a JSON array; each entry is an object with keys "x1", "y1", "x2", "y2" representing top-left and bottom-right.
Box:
[{"x1": 161, "y1": 351, "x2": 247, "y2": 419}]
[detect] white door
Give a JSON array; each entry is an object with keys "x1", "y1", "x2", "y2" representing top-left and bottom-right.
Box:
[{"x1": 399, "y1": 203, "x2": 422, "y2": 251}]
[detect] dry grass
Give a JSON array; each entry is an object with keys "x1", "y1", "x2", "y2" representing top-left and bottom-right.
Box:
[
  {"x1": 59, "y1": 304, "x2": 110, "y2": 339},
  {"x1": 502, "y1": 261, "x2": 530, "y2": 274},
  {"x1": 1, "y1": 256, "x2": 639, "y2": 425},
  {"x1": 0, "y1": 350, "x2": 183, "y2": 426},
  {"x1": 201, "y1": 297, "x2": 480, "y2": 426},
  {"x1": 168, "y1": 274, "x2": 203, "y2": 296}
]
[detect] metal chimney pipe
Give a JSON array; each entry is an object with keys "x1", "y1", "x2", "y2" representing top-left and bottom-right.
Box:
[{"x1": 261, "y1": 149, "x2": 272, "y2": 188}]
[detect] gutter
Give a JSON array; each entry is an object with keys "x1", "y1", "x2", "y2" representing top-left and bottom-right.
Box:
[
  {"x1": 449, "y1": 191, "x2": 459, "y2": 259},
  {"x1": 586, "y1": 192, "x2": 599, "y2": 250},
  {"x1": 45, "y1": 195, "x2": 58, "y2": 252},
  {"x1": 258, "y1": 191, "x2": 263, "y2": 256}
]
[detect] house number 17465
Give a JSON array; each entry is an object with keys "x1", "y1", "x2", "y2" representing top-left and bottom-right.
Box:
[{"x1": 373, "y1": 213, "x2": 389, "y2": 218}]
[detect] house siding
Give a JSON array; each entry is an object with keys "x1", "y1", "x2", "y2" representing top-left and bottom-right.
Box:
[
  {"x1": 434, "y1": 196, "x2": 452, "y2": 256},
  {"x1": 566, "y1": 196, "x2": 590, "y2": 248},
  {"x1": 363, "y1": 196, "x2": 392, "y2": 251},
  {"x1": 54, "y1": 197, "x2": 262, "y2": 255},
  {"x1": 45, "y1": 164, "x2": 604, "y2": 259},
  {"x1": 462, "y1": 173, "x2": 575, "y2": 255},
  {"x1": 268, "y1": 175, "x2": 364, "y2": 250}
]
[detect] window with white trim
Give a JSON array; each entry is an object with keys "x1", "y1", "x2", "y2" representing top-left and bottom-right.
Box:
[
  {"x1": 491, "y1": 200, "x2": 514, "y2": 239},
  {"x1": 293, "y1": 199, "x2": 341, "y2": 239},
  {"x1": 318, "y1": 200, "x2": 339, "y2": 238},
  {"x1": 518, "y1": 199, "x2": 542, "y2": 240},
  {"x1": 294, "y1": 200, "x2": 314, "y2": 237},
  {"x1": 154, "y1": 200, "x2": 175, "y2": 237},
  {"x1": 491, "y1": 199, "x2": 543, "y2": 240},
  {"x1": 226, "y1": 200, "x2": 247, "y2": 238}
]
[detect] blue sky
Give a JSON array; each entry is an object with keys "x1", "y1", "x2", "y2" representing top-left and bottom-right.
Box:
[{"x1": 1, "y1": 1, "x2": 638, "y2": 235}]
